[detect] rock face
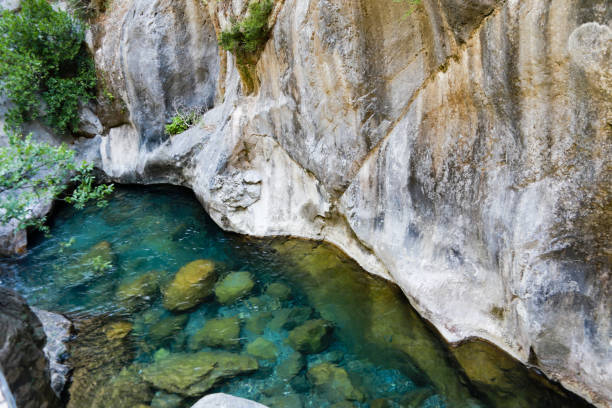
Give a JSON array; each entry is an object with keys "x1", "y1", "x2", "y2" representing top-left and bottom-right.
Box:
[
  {"x1": 0, "y1": 288, "x2": 59, "y2": 408},
  {"x1": 3, "y1": 0, "x2": 607, "y2": 405}
]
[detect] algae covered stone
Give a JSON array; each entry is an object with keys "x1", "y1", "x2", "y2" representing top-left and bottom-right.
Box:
[
  {"x1": 288, "y1": 319, "x2": 333, "y2": 354},
  {"x1": 104, "y1": 321, "x2": 133, "y2": 340},
  {"x1": 277, "y1": 351, "x2": 305, "y2": 381},
  {"x1": 246, "y1": 337, "x2": 278, "y2": 361},
  {"x1": 268, "y1": 307, "x2": 312, "y2": 331},
  {"x1": 245, "y1": 311, "x2": 273, "y2": 334},
  {"x1": 214, "y1": 271, "x2": 255, "y2": 304},
  {"x1": 307, "y1": 363, "x2": 364, "y2": 402},
  {"x1": 190, "y1": 316, "x2": 241, "y2": 350},
  {"x1": 116, "y1": 271, "x2": 161, "y2": 311},
  {"x1": 59, "y1": 241, "x2": 115, "y2": 286},
  {"x1": 265, "y1": 283, "x2": 292, "y2": 301},
  {"x1": 163, "y1": 260, "x2": 217, "y2": 311},
  {"x1": 149, "y1": 314, "x2": 189, "y2": 344},
  {"x1": 141, "y1": 351, "x2": 258, "y2": 396}
]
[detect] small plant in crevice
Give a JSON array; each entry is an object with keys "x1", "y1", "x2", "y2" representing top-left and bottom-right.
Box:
[
  {"x1": 393, "y1": 0, "x2": 421, "y2": 19},
  {"x1": 165, "y1": 102, "x2": 208, "y2": 136},
  {"x1": 218, "y1": 0, "x2": 274, "y2": 94},
  {"x1": 0, "y1": 0, "x2": 97, "y2": 134}
]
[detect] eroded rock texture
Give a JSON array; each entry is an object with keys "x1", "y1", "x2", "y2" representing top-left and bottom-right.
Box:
[{"x1": 7, "y1": 0, "x2": 610, "y2": 405}]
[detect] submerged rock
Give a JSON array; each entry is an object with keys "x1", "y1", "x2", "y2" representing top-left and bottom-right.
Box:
[
  {"x1": 267, "y1": 307, "x2": 313, "y2": 331},
  {"x1": 246, "y1": 337, "x2": 278, "y2": 361},
  {"x1": 151, "y1": 391, "x2": 184, "y2": 408},
  {"x1": 245, "y1": 311, "x2": 273, "y2": 334},
  {"x1": 265, "y1": 283, "x2": 292, "y2": 301},
  {"x1": 191, "y1": 393, "x2": 268, "y2": 408},
  {"x1": 262, "y1": 394, "x2": 303, "y2": 408},
  {"x1": 288, "y1": 319, "x2": 334, "y2": 354},
  {"x1": 277, "y1": 352, "x2": 305, "y2": 382},
  {"x1": 214, "y1": 271, "x2": 255, "y2": 304},
  {"x1": 163, "y1": 260, "x2": 217, "y2": 312},
  {"x1": 104, "y1": 321, "x2": 133, "y2": 340},
  {"x1": 89, "y1": 364, "x2": 153, "y2": 408},
  {"x1": 189, "y1": 316, "x2": 241, "y2": 350},
  {"x1": 116, "y1": 271, "x2": 161, "y2": 311},
  {"x1": 141, "y1": 351, "x2": 258, "y2": 397},
  {"x1": 59, "y1": 241, "x2": 115, "y2": 286},
  {"x1": 149, "y1": 314, "x2": 189, "y2": 344},
  {"x1": 307, "y1": 363, "x2": 364, "y2": 402}
]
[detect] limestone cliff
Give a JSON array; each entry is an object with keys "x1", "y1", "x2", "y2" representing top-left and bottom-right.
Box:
[{"x1": 3, "y1": 0, "x2": 610, "y2": 405}]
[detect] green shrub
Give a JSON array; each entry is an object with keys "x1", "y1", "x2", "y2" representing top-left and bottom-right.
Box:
[
  {"x1": 165, "y1": 115, "x2": 191, "y2": 136},
  {"x1": 0, "y1": 132, "x2": 114, "y2": 232},
  {"x1": 0, "y1": 0, "x2": 96, "y2": 134},
  {"x1": 219, "y1": 0, "x2": 274, "y2": 58},
  {"x1": 393, "y1": 0, "x2": 421, "y2": 19}
]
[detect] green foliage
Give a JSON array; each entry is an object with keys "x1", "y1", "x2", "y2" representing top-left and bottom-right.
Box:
[
  {"x1": 0, "y1": 0, "x2": 97, "y2": 134},
  {"x1": 393, "y1": 0, "x2": 421, "y2": 19},
  {"x1": 165, "y1": 115, "x2": 191, "y2": 136},
  {"x1": 90, "y1": 255, "x2": 112, "y2": 273},
  {"x1": 219, "y1": 0, "x2": 274, "y2": 58},
  {"x1": 0, "y1": 132, "x2": 114, "y2": 232},
  {"x1": 165, "y1": 104, "x2": 206, "y2": 136}
]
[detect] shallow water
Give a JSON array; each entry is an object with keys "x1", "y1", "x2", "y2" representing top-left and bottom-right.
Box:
[{"x1": 0, "y1": 186, "x2": 592, "y2": 408}]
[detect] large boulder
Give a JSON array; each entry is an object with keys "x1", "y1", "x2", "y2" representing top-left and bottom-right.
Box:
[
  {"x1": 31, "y1": 308, "x2": 73, "y2": 398},
  {"x1": 141, "y1": 351, "x2": 258, "y2": 397},
  {"x1": 163, "y1": 260, "x2": 217, "y2": 312},
  {"x1": 191, "y1": 393, "x2": 268, "y2": 408},
  {"x1": 116, "y1": 271, "x2": 161, "y2": 312},
  {"x1": 287, "y1": 319, "x2": 334, "y2": 354},
  {"x1": 0, "y1": 287, "x2": 60, "y2": 408}
]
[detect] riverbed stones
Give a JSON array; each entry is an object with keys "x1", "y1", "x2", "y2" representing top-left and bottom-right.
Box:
[
  {"x1": 277, "y1": 352, "x2": 305, "y2": 381},
  {"x1": 59, "y1": 241, "x2": 115, "y2": 286},
  {"x1": 163, "y1": 260, "x2": 217, "y2": 312},
  {"x1": 189, "y1": 316, "x2": 241, "y2": 350},
  {"x1": 151, "y1": 391, "x2": 184, "y2": 408},
  {"x1": 265, "y1": 283, "x2": 291, "y2": 301},
  {"x1": 141, "y1": 351, "x2": 258, "y2": 396},
  {"x1": 288, "y1": 319, "x2": 334, "y2": 354},
  {"x1": 104, "y1": 321, "x2": 133, "y2": 340},
  {"x1": 268, "y1": 307, "x2": 312, "y2": 331},
  {"x1": 90, "y1": 365, "x2": 153, "y2": 408},
  {"x1": 149, "y1": 314, "x2": 189, "y2": 344},
  {"x1": 116, "y1": 271, "x2": 161, "y2": 311},
  {"x1": 214, "y1": 271, "x2": 255, "y2": 304},
  {"x1": 307, "y1": 363, "x2": 364, "y2": 402},
  {"x1": 247, "y1": 337, "x2": 278, "y2": 361},
  {"x1": 245, "y1": 311, "x2": 273, "y2": 334}
]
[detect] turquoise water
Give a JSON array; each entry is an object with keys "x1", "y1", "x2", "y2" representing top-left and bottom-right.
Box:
[{"x1": 0, "y1": 186, "x2": 592, "y2": 408}]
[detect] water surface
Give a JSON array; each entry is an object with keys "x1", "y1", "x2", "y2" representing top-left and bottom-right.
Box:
[{"x1": 0, "y1": 186, "x2": 592, "y2": 408}]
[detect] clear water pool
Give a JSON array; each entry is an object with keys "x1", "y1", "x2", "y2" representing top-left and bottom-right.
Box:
[{"x1": 0, "y1": 186, "x2": 592, "y2": 408}]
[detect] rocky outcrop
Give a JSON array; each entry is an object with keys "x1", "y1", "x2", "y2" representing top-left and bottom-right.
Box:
[
  {"x1": 2, "y1": 0, "x2": 609, "y2": 405},
  {"x1": 0, "y1": 288, "x2": 60, "y2": 408}
]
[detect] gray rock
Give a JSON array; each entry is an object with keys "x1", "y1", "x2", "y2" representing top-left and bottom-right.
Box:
[
  {"x1": 76, "y1": 105, "x2": 103, "y2": 137},
  {"x1": 31, "y1": 309, "x2": 73, "y2": 397},
  {"x1": 191, "y1": 393, "x2": 268, "y2": 408},
  {"x1": 0, "y1": 287, "x2": 60, "y2": 408}
]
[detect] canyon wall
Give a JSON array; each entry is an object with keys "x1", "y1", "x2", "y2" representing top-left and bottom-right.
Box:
[{"x1": 2, "y1": 0, "x2": 609, "y2": 406}]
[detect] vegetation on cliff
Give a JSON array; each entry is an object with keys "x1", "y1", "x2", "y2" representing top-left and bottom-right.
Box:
[{"x1": 0, "y1": 0, "x2": 96, "y2": 134}]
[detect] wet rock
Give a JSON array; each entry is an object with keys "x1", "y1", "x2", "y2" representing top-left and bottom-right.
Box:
[
  {"x1": 289, "y1": 374, "x2": 310, "y2": 394},
  {"x1": 0, "y1": 288, "x2": 60, "y2": 408},
  {"x1": 116, "y1": 271, "x2": 161, "y2": 311},
  {"x1": 163, "y1": 260, "x2": 217, "y2": 312},
  {"x1": 214, "y1": 271, "x2": 255, "y2": 304},
  {"x1": 262, "y1": 394, "x2": 303, "y2": 408},
  {"x1": 400, "y1": 388, "x2": 435, "y2": 408},
  {"x1": 191, "y1": 393, "x2": 268, "y2": 408},
  {"x1": 307, "y1": 363, "x2": 364, "y2": 402},
  {"x1": 329, "y1": 402, "x2": 356, "y2": 408},
  {"x1": 141, "y1": 351, "x2": 258, "y2": 397},
  {"x1": 265, "y1": 283, "x2": 292, "y2": 301},
  {"x1": 58, "y1": 241, "x2": 115, "y2": 287},
  {"x1": 151, "y1": 391, "x2": 184, "y2": 408},
  {"x1": 268, "y1": 307, "x2": 313, "y2": 331},
  {"x1": 189, "y1": 316, "x2": 241, "y2": 350},
  {"x1": 287, "y1": 319, "x2": 334, "y2": 354},
  {"x1": 32, "y1": 308, "x2": 73, "y2": 398},
  {"x1": 246, "y1": 337, "x2": 278, "y2": 361},
  {"x1": 104, "y1": 321, "x2": 133, "y2": 340},
  {"x1": 277, "y1": 352, "x2": 305, "y2": 382},
  {"x1": 369, "y1": 398, "x2": 393, "y2": 408},
  {"x1": 90, "y1": 364, "x2": 153, "y2": 408},
  {"x1": 149, "y1": 314, "x2": 189, "y2": 345},
  {"x1": 245, "y1": 311, "x2": 273, "y2": 335}
]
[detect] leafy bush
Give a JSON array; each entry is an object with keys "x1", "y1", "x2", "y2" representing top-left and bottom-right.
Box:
[
  {"x1": 0, "y1": 0, "x2": 96, "y2": 134},
  {"x1": 165, "y1": 104, "x2": 206, "y2": 136},
  {"x1": 219, "y1": 0, "x2": 274, "y2": 58},
  {"x1": 0, "y1": 132, "x2": 114, "y2": 232}
]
